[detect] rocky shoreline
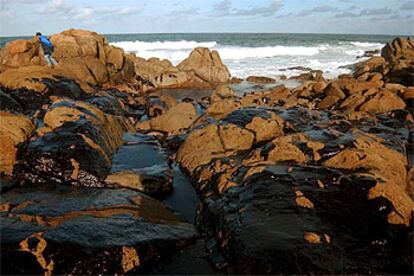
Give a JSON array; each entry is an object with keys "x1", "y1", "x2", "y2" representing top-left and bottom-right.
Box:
[{"x1": 0, "y1": 29, "x2": 413, "y2": 274}]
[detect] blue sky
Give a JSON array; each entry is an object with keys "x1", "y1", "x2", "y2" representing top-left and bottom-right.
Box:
[{"x1": 0, "y1": 0, "x2": 413, "y2": 36}]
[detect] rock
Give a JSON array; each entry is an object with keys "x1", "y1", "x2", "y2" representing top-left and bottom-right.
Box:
[
  {"x1": 0, "y1": 39, "x2": 43, "y2": 67},
  {"x1": 0, "y1": 90, "x2": 23, "y2": 112},
  {"x1": 318, "y1": 95, "x2": 341, "y2": 109},
  {"x1": 106, "y1": 46, "x2": 124, "y2": 71},
  {"x1": 246, "y1": 76, "x2": 276, "y2": 84},
  {"x1": 324, "y1": 82, "x2": 346, "y2": 99},
  {"x1": 358, "y1": 90, "x2": 406, "y2": 112},
  {"x1": 178, "y1": 106, "x2": 413, "y2": 274},
  {"x1": 240, "y1": 85, "x2": 291, "y2": 107},
  {"x1": 14, "y1": 98, "x2": 132, "y2": 186},
  {"x1": 210, "y1": 85, "x2": 236, "y2": 103},
  {"x1": 83, "y1": 56, "x2": 109, "y2": 84},
  {"x1": 0, "y1": 65, "x2": 94, "y2": 112},
  {"x1": 207, "y1": 100, "x2": 241, "y2": 119},
  {"x1": 177, "y1": 47, "x2": 231, "y2": 83},
  {"x1": 381, "y1": 37, "x2": 414, "y2": 63},
  {"x1": 1, "y1": 185, "x2": 197, "y2": 274},
  {"x1": 339, "y1": 89, "x2": 406, "y2": 113},
  {"x1": 49, "y1": 34, "x2": 82, "y2": 59},
  {"x1": 137, "y1": 102, "x2": 198, "y2": 135},
  {"x1": 56, "y1": 57, "x2": 98, "y2": 85},
  {"x1": 289, "y1": 70, "x2": 326, "y2": 82},
  {"x1": 0, "y1": 112, "x2": 34, "y2": 175},
  {"x1": 177, "y1": 122, "x2": 254, "y2": 173},
  {"x1": 357, "y1": 49, "x2": 380, "y2": 58}
]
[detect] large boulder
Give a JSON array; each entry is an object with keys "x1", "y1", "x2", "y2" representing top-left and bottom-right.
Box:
[
  {"x1": 0, "y1": 39, "x2": 44, "y2": 67},
  {"x1": 177, "y1": 47, "x2": 231, "y2": 84},
  {"x1": 381, "y1": 37, "x2": 414, "y2": 63},
  {"x1": 1, "y1": 185, "x2": 197, "y2": 274},
  {"x1": 14, "y1": 97, "x2": 132, "y2": 186},
  {"x1": 0, "y1": 29, "x2": 136, "y2": 89},
  {"x1": 137, "y1": 102, "x2": 198, "y2": 135},
  {"x1": 0, "y1": 112, "x2": 34, "y2": 176},
  {"x1": 176, "y1": 106, "x2": 413, "y2": 273},
  {"x1": 0, "y1": 66, "x2": 93, "y2": 111}
]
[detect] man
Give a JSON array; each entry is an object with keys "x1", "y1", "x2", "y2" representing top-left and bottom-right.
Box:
[{"x1": 36, "y1": 32, "x2": 58, "y2": 67}]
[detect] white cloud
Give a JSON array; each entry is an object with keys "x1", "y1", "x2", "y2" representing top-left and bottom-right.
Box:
[{"x1": 39, "y1": 0, "x2": 140, "y2": 21}]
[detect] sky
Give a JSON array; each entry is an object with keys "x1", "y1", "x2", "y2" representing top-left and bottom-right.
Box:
[{"x1": 0, "y1": 0, "x2": 413, "y2": 36}]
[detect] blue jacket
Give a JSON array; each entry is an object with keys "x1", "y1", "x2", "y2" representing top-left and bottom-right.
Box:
[
  {"x1": 39, "y1": 35, "x2": 53, "y2": 48},
  {"x1": 39, "y1": 35, "x2": 54, "y2": 54}
]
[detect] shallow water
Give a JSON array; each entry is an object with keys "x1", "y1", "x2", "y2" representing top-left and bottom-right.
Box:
[{"x1": 164, "y1": 163, "x2": 199, "y2": 224}]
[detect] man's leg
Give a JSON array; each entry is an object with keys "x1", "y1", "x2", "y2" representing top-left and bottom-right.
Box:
[
  {"x1": 44, "y1": 54, "x2": 52, "y2": 66},
  {"x1": 50, "y1": 56, "x2": 58, "y2": 65}
]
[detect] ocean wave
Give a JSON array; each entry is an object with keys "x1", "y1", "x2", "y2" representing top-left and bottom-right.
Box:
[
  {"x1": 217, "y1": 45, "x2": 320, "y2": 59},
  {"x1": 111, "y1": 40, "x2": 322, "y2": 61},
  {"x1": 348, "y1": 41, "x2": 384, "y2": 48},
  {"x1": 111, "y1": 39, "x2": 385, "y2": 79},
  {"x1": 110, "y1": 40, "x2": 217, "y2": 51}
]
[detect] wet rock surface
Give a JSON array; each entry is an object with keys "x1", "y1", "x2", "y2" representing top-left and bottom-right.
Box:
[
  {"x1": 1, "y1": 185, "x2": 197, "y2": 274},
  {"x1": 106, "y1": 133, "x2": 173, "y2": 195},
  {"x1": 176, "y1": 106, "x2": 413, "y2": 274}
]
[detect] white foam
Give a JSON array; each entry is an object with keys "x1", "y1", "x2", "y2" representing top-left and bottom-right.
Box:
[
  {"x1": 111, "y1": 40, "x2": 217, "y2": 51},
  {"x1": 349, "y1": 41, "x2": 384, "y2": 48},
  {"x1": 111, "y1": 39, "x2": 385, "y2": 79}
]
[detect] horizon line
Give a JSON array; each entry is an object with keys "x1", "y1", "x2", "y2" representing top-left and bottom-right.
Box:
[{"x1": 0, "y1": 31, "x2": 412, "y2": 39}]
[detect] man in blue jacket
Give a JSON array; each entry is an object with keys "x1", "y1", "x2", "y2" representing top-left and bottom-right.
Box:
[{"x1": 36, "y1": 32, "x2": 58, "y2": 67}]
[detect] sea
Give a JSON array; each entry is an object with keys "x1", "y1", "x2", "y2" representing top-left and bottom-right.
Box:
[{"x1": 0, "y1": 33, "x2": 397, "y2": 79}]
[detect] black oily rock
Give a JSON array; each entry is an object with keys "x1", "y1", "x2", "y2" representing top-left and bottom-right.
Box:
[
  {"x1": 1, "y1": 185, "x2": 197, "y2": 274},
  {"x1": 3, "y1": 76, "x2": 88, "y2": 114},
  {"x1": 14, "y1": 98, "x2": 128, "y2": 187},
  {"x1": 0, "y1": 90, "x2": 23, "y2": 112},
  {"x1": 14, "y1": 118, "x2": 113, "y2": 187},
  {"x1": 200, "y1": 164, "x2": 411, "y2": 274}
]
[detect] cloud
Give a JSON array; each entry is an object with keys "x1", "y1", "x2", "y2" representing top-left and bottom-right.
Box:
[
  {"x1": 39, "y1": 0, "x2": 140, "y2": 21},
  {"x1": 400, "y1": 1, "x2": 414, "y2": 10},
  {"x1": 334, "y1": 7, "x2": 398, "y2": 18},
  {"x1": 297, "y1": 5, "x2": 338, "y2": 17},
  {"x1": 359, "y1": 7, "x2": 394, "y2": 16},
  {"x1": 212, "y1": 0, "x2": 231, "y2": 16},
  {"x1": 334, "y1": 11, "x2": 358, "y2": 18},
  {"x1": 169, "y1": 6, "x2": 200, "y2": 16},
  {"x1": 234, "y1": 0, "x2": 283, "y2": 17}
]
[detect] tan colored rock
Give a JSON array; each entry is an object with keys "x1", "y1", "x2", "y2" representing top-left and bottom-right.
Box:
[
  {"x1": 241, "y1": 86, "x2": 291, "y2": 107},
  {"x1": 50, "y1": 34, "x2": 82, "y2": 59},
  {"x1": 207, "y1": 100, "x2": 241, "y2": 119},
  {"x1": 137, "y1": 102, "x2": 197, "y2": 135},
  {"x1": 0, "y1": 112, "x2": 35, "y2": 175},
  {"x1": 176, "y1": 124, "x2": 225, "y2": 172},
  {"x1": 177, "y1": 47, "x2": 230, "y2": 83},
  {"x1": 177, "y1": 123, "x2": 254, "y2": 172},
  {"x1": 83, "y1": 56, "x2": 109, "y2": 84},
  {"x1": 381, "y1": 37, "x2": 414, "y2": 63},
  {"x1": 210, "y1": 85, "x2": 236, "y2": 103},
  {"x1": 106, "y1": 46, "x2": 124, "y2": 71},
  {"x1": 324, "y1": 134, "x2": 413, "y2": 226},
  {"x1": 0, "y1": 39, "x2": 42, "y2": 67},
  {"x1": 218, "y1": 124, "x2": 254, "y2": 152},
  {"x1": 359, "y1": 90, "x2": 406, "y2": 112},
  {"x1": 245, "y1": 113, "x2": 284, "y2": 143},
  {"x1": 56, "y1": 57, "x2": 97, "y2": 85},
  {"x1": 246, "y1": 76, "x2": 276, "y2": 84},
  {"x1": 318, "y1": 95, "x2": 341, "y2": 109}
]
